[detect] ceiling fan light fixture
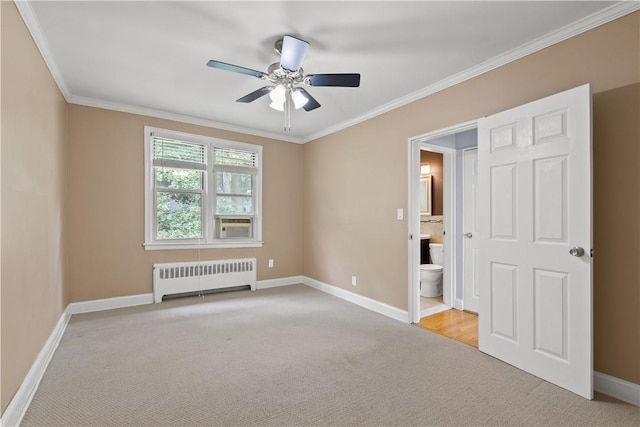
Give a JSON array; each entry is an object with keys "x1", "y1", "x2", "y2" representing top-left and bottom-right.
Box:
[
  {"x1": 269, "y1": 85, "x2": 307, "y2": 111},
  {"x1": 269, "y1": 84, "x2": 286, "y2": 103},
  {"x1": 292, "y1": 89, "x2": 308, "y2": 110},
  {"x1": 269, "y1": 100, "x2": 284, "y2": 111}
]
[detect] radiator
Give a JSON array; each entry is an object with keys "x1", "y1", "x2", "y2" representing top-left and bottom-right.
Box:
[{"x1": 153, "y1": 258, "x2": 256, "y2": 303}]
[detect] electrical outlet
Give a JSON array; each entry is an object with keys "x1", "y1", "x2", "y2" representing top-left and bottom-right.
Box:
[
  {"x1": 268, "y1": 259, "x2": 274, "y2": 268},
  {"x1": 396, "y1": 208, "x2": 404, "y2": 220},
  {"x1": 351, "y1": 276, "x2": 357, "y2": 286}
]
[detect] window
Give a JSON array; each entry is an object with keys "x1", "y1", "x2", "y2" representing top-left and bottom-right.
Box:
[{"x1": 144, "y1": 127, "x2": 262, "y2": 250}]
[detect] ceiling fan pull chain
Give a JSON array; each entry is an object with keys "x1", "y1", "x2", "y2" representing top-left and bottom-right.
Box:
[{"x1": 284, "y1": 88, "x2": 292, "y2": 131}]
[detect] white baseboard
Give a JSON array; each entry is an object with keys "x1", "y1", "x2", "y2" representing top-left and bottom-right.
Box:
[
  {"x1": 594, "y1": 371, "x2": 640, "y2": 406},
  {"x1": 1, "y1": 307, "x2": 72, "y2": 427},
  {"x1": 256, "y1": 275, "x2": 304, "y2": 289},
  {"x1": 453, "y1": 298, "x2": 464, "y2": 311},
  {"x1": 302, "y1": 276, "x2": 409, "y2": 323},
  {"x1": 67, "y1": 293, "x2": 154, "y2": 314}
]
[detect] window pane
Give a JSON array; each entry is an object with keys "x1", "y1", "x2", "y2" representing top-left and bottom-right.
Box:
[
  {"x1": 156, "y1": 192, "x2": 202, "y2": 239},
  {"x1": 216, "y1": 172, "x2": 252, "y2": 195},
  {"x1": 154, "y1": 138, "x2": 205, "y2": 164},
  {"x1": 216, "y1": 196, "x2": 253, "y2": 215},
  {"x1": 156, "y1": 168, "x2": 203, "y2": 190},
  {"x1": 214, "y1": 147, "x2": 256, "y2": 167}
]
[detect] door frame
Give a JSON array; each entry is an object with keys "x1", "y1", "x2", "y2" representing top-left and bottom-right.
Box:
[{"x1": 408, "y1": 119, "x2": 478, "y2": 324}]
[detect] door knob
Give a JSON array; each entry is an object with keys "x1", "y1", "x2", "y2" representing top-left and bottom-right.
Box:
[
  {"x1": 569, "y1": 246, "x2": 585, "y2": 257},
  {"x1": 464, "y1": 232, "x2": 473, "y2": 238}
]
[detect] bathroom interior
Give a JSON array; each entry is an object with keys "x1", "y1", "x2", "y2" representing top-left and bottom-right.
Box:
[
  {"x1": 419, "y1": 149, "x2": 447, "y2": 317},
  {"x1": 419, "y1": 129, "x2": 478, "y2": 319}
]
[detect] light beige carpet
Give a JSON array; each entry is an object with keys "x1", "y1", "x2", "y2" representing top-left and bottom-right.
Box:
[{"x1": 22, "y1": 285, "x2": 639, "y2": 426}]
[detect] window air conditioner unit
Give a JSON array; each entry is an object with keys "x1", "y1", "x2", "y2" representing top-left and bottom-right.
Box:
[{"x1": 219, "y1": 218, "x2": 253, "y2": 239}]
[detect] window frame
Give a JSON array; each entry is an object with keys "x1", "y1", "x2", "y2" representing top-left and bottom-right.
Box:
[{"x1": 144, "y1": 126, "x2": 263, "y2": 250}]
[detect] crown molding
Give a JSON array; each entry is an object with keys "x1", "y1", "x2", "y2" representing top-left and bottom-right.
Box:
[
  {"x1": 14, "y1": 0, "x2": 302, "y2": 144},
  {"x1": 14, "y1": 0, "x2": 72, "y2": 101},
  {"x1": 16, "y1": 0, "x2": 639, "y2": 145},
  {"x1": 68, "y1": 96, "x2": 303, "y2": 144},
  {"x1": 301, "y1": 1, "x2": 640, "y2": 143}
]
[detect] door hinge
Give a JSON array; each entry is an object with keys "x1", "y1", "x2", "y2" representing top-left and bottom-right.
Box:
[
  {"x1": 590, "y1": 248, "x2": 594, "y2": 257},
  {"x1": 409, "y1": 234, "x2": 413, "y2": 240}
]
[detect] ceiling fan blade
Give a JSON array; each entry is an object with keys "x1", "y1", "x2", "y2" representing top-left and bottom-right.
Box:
[
  {"x1": 236, "y1": 86, "x2": 273, "y2": 103},
  {"x1": 280, "y1": 35, "x2": 309, "y2": 72},
  {"x1": 207, "y1": 60, "x2": 266, "y2": 79},
  {"x1": 298, "y1": 88, "x2": 321, "y2": 111},
  {"x1": 307, "y1": 73, "x2": 360, "y2": 87}
]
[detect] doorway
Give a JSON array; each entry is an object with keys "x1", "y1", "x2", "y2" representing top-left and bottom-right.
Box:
[
  {"x1": 407, "y1": 121, "x2": 478, "y2": 324},
  {"x1": 418, "y1": 148, "x2": 448, "y2": 318}
]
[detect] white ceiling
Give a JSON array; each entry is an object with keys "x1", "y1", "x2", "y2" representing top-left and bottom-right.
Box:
[{"x1": 23, "y1": 1, "x2": 631, "y2": 143}]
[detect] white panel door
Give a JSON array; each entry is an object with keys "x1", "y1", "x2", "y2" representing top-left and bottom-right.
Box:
[
  {"x1": 463, "y1": 148, "x2": 479, "y2": 313},
  {"x1": 478, "y1": 84, "x2": 592, "y2": 399}
]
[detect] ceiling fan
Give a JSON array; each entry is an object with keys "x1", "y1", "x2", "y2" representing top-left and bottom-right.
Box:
[{"x1": 207, "y1": 35, "x2": 360, "y2": 131}]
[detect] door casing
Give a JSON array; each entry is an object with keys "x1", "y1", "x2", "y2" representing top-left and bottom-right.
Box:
[
  {"x1": 462, "y1": 148, "x2": 480, "y2": 313},
  {"x1": 408, "y1": 120, "x2": 477, "y2": 324}
]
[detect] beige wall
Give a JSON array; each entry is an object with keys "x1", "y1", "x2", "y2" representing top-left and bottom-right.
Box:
[
  {"x1": 1, "y1": 3, "x2": 639, "y2": 413},
  {"x1": 303, "y1": 12, "x2": 640, "y2": 384},
  {"x1": 0, "y1": 1, "x2": 4, "y2": 414},
  {"x1": 0, "y1": 1, "x2": 4, "y2": 413},
  {"x1": 592, "y1": 83, "x2": 640, "y2": 385},
  {"x1": 1, "y1": 1, "x2": 67, "y2": 413},
  {"x1": 66, "y1": 105, "x2": 303, "y2": 302}
]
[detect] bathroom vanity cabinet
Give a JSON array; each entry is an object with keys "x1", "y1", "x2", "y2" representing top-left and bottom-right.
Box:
[{"x1": 420, "y1": 237, "x2": 431, "y2": 264}]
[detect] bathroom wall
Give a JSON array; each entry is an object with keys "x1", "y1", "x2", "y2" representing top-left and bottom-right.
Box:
[{"x1": 420, "y1": 216, "x2": 444, "y2": 244}]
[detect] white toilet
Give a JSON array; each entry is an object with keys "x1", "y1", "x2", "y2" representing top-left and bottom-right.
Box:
[{"x1": 420, "y1": 243, "x2": 444, "y2": 297}]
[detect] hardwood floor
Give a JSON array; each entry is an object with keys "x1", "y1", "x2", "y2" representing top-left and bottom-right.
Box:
[{"x1": 418, "y1": 309, "x2": 478, "y2": 348}]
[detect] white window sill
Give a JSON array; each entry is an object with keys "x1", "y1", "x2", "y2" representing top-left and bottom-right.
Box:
[{"x1": 144, "y1": 241, "x2": 263, "y2": 251}]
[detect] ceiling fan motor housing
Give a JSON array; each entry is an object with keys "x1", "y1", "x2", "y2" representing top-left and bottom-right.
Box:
[
  {"x1": 266, "y1": 62, "x2": 305, "y2": 87},
  {"x1": 274, "y1": 38, "x2": 284, "y2": 56}
]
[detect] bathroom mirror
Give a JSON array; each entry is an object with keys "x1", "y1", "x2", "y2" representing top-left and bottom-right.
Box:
[{"x1": 420, "y1": 175, "x2": 432, "y2": 215}]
